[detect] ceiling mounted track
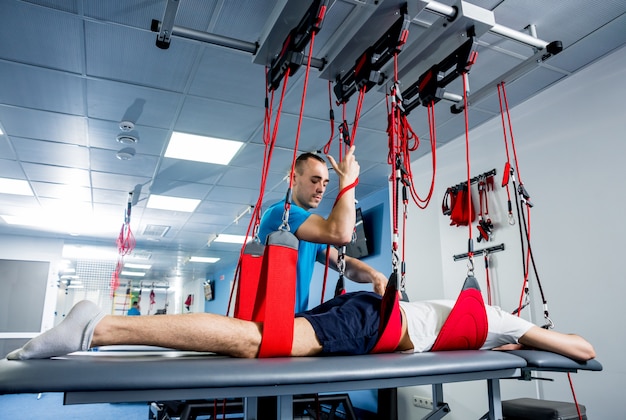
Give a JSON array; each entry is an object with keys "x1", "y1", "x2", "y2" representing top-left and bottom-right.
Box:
[{"x1": 151, "y1": 0, "x2": 562, "y2": 112}]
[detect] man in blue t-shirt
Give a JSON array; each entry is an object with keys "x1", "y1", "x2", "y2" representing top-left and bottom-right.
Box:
[
  {"x1": 258, "y1": 146, "x2": 387, "y2": 312},
  {"x1": 127, "y1": 301, "x2": 141, "y2": 316}
]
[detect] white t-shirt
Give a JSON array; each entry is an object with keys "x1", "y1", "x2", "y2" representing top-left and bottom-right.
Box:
[{"x1": 398, "y1": 300, "x2": 534, "y2": 353}]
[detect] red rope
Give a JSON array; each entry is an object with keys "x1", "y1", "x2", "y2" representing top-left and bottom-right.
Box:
[
  {"x1": 568, "y1": 372, "x2": 584, "y2": 420},
  {"x1": 461, "y1": 73, "x2": 474, "y2": 257},
  {"x1": 227, "y1": 65, "x2": 291, "y2": 316}
]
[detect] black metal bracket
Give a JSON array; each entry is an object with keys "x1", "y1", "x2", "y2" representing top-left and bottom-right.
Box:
[
  {"x1": 333, "y1": 4, "x2": 411, "y2": 105},
  {"x1": 453, "y1": 243, "x2": 504, "y2": 261},
  {"x1": 267, "y1": 0, "x2": 329, "y2": 91},
  {"x1": 402, "y1": 30, "x2": 478, "y2": 114}
]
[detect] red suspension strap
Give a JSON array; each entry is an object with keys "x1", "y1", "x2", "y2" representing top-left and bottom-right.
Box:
[
  {"x1": 232, "y1": 4, "x2": 327, "y2": 356},
  {"x1": 431, "y1": 63, "x2": 488, "y2": 352},
  {"x1": 231, "y1": 66, "x2": 290, "y2": 320},
  {"x1": 258, "y1": 28, "x2": 320, "y2": 357},
  {"x1": 497, "y1": 82, "x2": 552, "y2": 329},
  {"x1": 384, "y1": 51, "x2": 438, "y2": 302}
]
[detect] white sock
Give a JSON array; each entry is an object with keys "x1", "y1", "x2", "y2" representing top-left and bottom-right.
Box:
[{"x1": 6, "y1": 300, "x2": 106, "y2": 360}]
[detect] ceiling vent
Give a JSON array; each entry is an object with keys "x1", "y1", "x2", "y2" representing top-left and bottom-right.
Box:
[
  {"x1": 143, "y1": 224, "x2": 171, "y2": 237},
  {"x1": 130, "y1": 250, "x2": 152, "y2": 260},
  {"x1": 116, "y1": 133, "x2": 139, "y2": 144}
]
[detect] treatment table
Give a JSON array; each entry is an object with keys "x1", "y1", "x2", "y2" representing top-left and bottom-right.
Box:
[{"x1": 0, "y1": 349, "x2": 602, "y2": 419}]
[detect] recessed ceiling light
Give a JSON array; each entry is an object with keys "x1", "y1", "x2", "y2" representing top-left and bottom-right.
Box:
[
  {"x1": 147, "y1": 194, "x2": 201, "y2": 212},
  {"x1": 189, "y1": 256, "x2": 220, "y2": 263},
  {"x1": 165, "y1": 132, "x2": 243, "y2": 165},
  {"x1": 62, "y1": 245, "x2": 119, "y2": 260},
  {"x1": 120, "y1": 270, "x2": 146, "y2": 277},
  {"x1": 0, "y1": 177, "x2": 34, "y2": 196},
  {"x1": 124, "y1": 263, "x2": 152, "y2": 270},
  {"x1": 214, "y1": 234, "x2": 249, "y2": 244}
]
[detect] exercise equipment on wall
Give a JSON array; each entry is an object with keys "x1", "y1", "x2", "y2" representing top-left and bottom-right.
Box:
[{"x1": 442, "y1": 168, "x2": 495, "y2": 228}]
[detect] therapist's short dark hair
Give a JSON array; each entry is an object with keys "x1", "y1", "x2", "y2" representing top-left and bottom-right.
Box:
[{"x1": 295, "y1": 152, "x2": 325, "y2": 173}]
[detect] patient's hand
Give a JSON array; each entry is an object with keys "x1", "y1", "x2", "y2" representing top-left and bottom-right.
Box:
[{"x1": 492, "y1": 343, "x2": 525, "y2": 351}]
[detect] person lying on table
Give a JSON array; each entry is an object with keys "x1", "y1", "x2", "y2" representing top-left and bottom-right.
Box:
[{"x1": 7, "y1": 291, "x2": 595, "y2": 362}]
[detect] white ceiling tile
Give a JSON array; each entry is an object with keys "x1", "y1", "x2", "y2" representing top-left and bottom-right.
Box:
[
  {"x1": 90, "y1": 171, "x2": 151, "y2": 192},
  {"x1": 85, "y1": 21, "x2": 201, "y2": 92},
  {"x1": 21, "y1": 162, "x2": 91, "y2": 187},
  {"x1": 0, "y1": 106, "x2": 87, "y2": 145},
  {"x1": 30, "y1": 182, "x2": 92, "y2": 202},
  {"x1": 0, "y1": 1, "x2": 84, "y2": 73},
  {"x1": 89, "y1": 147, "x2": 159, "y2": 177},
  {"x1": 12, "y1": 137, "x2": 90, "y2": 169},
  {"x1": 0, "y1": 62, "x2": 85, "y2": 116},
  {"x1": 86, "y1": 79, "x2": 182, "y2": 129}
]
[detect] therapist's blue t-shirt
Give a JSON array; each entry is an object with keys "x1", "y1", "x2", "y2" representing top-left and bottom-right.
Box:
[{"x1": 259, "y1": 201, "x2": 327, "y2": 312}]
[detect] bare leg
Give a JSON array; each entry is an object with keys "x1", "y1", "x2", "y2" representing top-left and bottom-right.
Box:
[
  {"x1": 93, "y1": 313, "x2": 323, "y2": 358},
  {"x1": 92, "y1": 312, "x2": 261, "y2": 358},
  {"x1": 7, "y1": 301, "x2": 324, "y2": 360}
]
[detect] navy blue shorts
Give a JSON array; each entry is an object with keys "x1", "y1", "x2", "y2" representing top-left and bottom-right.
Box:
[{"x1": 296, "y1": 291, "x2": 382, "y2": 355}]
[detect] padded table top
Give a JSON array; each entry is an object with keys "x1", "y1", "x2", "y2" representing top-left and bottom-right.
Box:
[
  {"x1": 0, "y1": 349, "x2": 602, "y2": 404},
  {"x1": 509, "y1": 349, "x2": 603, "y2": 372},
  {"x1": 0, "y1": 350, "x2": 524, "y2": 397}
]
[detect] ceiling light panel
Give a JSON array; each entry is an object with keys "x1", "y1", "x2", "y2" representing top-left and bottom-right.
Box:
[
  {"x1": 146, "y1": 194, "x2": 201, "y2": 212},
  {"x1": 0, "y1": 178, "x2": 34, "y2": 196},
  {"x1": 189, "y1": 256, "x2": 220, "y2": 263},
  {"x1": 165, "y1": 132, "x2": 243, "y2": 165}
]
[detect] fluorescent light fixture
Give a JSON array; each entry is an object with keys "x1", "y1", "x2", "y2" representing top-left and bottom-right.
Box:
[
  {"x1": 0, "y1": 178, "x2": 33, "y2": 196},
  {"x1": 215, "y1": 234, "x2": 249, "y2": 244},
  {"x1": 147, "y1": 194, "x2": 201, "y2": 212},
  {"x1": 124, "y1": 263, "x2": 152, "y2": 270},
  {"x1": 120, "y1": 270, "x2": 146, "y2": 277},
  {"x1": 165, "y1": 132, "x2": 243, "y2": 165},
  {"x1": 2, "y1": 203, "x2": 121, "y2": 236},
  {"x1": 62, "y1": 245, "x2": 120, "y2": 261},
  {"x1": 189, "y1": 256, "x2": 220, "y2": 263}
]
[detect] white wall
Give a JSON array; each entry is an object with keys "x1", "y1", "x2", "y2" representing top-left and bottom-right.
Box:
[
  {"x1": 399, "y1": 45, "x2": 626, "y2": 419},
  {"x1": 0, "y1": 234, "x2": 63, "y2": 358}
]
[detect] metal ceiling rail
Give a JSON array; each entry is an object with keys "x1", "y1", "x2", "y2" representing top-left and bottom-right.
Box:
[{"x1": 150, "y1": 0, "x2": 560, "y2": 111}]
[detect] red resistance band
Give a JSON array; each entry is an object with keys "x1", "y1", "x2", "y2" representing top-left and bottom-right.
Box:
[
  {"x1": 430, "y1": 275, "x2": 488, "y2": 351},
  {"x1": 370, "y1": 273, "x2": 403, "y2": 354}
]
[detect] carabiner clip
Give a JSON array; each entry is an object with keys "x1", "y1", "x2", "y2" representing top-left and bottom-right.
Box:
[{"x1": 467, "y1": 257, "x2": 475, "y2": 276}]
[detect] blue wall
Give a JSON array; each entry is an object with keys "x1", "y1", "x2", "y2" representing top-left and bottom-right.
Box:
[
  {"x1": 310, "y1": 188, "x2": 392, "y2": 306},
  {"x1": 204, "y1": 265, "x2": 236, "y2": 316}
]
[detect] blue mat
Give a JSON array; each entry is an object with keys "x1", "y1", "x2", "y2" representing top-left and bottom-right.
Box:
[{"x1": 0, "y1": 393, "x2": 148, "y2": 420}]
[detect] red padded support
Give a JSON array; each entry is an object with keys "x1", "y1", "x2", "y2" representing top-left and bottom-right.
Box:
[
  {"x1": 256, "y1": 231, "x2": 299, "y2": 358},
  {"x1": 370, "y1": 273, "x2": 403, "y2": 354},
  {"x1": 431, "y1": 275, "x2": 488, "y2": 351}
]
